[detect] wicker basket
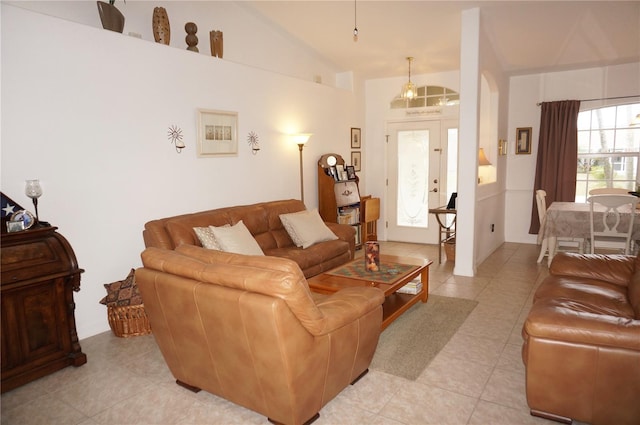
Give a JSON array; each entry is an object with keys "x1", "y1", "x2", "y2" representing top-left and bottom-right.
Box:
[
  {"x1": 107, "y1": 304, "x2": 151, "y2": 338},
  {"x1": 444, "y1": 237, "x2": 456, "y2": 262}
]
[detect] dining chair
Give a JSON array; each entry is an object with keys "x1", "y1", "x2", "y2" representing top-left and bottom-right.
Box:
[
  {"x1": 588, "y1": 188, "x2": 631, "y2": 195},
  {"x1": 536, "y1": 189, "x2": 584, "y2": 263},
  {"x1": 588, "y1": 194, "x2": 638, "y2": 254}
]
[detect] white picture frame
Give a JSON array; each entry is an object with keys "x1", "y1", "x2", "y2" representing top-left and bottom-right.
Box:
[{"x1": 197, "y1": 109, "x2": 238, "y2": 157}]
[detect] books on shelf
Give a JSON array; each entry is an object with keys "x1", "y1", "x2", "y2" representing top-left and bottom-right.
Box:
[
  {"x1": 396, "y1": 277, "x2": 423, "y2": 295},
  {"x1": 338, "y1": 206, "x2": 359, "y2": 225}
]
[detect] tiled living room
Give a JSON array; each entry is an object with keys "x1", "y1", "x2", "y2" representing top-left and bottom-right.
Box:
[
  {"x1": 2, "y1": 241, "x2": 569, "y2": 425},
  {"x1": 2, "y1": 3, "x2": 638, "y2": 424}
]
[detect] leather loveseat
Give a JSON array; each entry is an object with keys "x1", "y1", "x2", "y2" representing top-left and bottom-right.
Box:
[
  {"x1": 136, "y1": 245, "x2": 384, "y2": 425},
  {"x1": 522, "y1": 252, "x2": 640, "y2": 425},
  {"x1": 142, "y1": 199, "x2": 355, "y2": 278}
]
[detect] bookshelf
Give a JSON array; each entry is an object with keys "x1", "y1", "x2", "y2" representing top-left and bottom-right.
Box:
[{"x1": 317, "y1": 153, "x2": 363, "y2": 248}]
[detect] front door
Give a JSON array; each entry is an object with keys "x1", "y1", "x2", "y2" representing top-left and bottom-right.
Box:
[{"x1": 386, "y1": 120, "x2": 444, "y2": 243}]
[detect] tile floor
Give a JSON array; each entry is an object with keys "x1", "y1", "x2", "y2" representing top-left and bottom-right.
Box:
[{"x1": 2, "y1": 242, "x2": 574, "y2": 424}]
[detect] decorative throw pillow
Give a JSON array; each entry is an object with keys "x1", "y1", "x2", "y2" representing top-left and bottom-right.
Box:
[
  {"x1": 99, "y1": 269, "x2": 143, "y2": 306},
  {"x1": 193, "y1": 226, "x2": 223, "y2": 250},
  {"x1": 279, "y1": 209, "x2": 338, "y2": 249},
  {"x1": 210, "y1": 220, "x2": 265, "y2": 256}
]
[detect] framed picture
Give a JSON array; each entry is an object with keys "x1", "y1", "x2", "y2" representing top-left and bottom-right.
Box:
[
  {"x1": 498, "y1": 139, "x2": 507, "y2": 155},
  {"x1": 346, "y1": 165, "x2": 356, "y2": 180},
  {"x1": 351, "y1": 151, "x2": 362, "y2": 172},
  {"x1": 329, "y1": 166, "x2": 339, "y2": 181},
  {"x1": 351, "y1": 127, "x2": 361, "y2": 149},
  {"x1": 515, "y1": 127, "x2": 532, "y2": 155},
  {"x1": 6, "y1": 220, "x2": 24, "y2": 233},
  {"x1": 197, "y1": 109, "x2": 238, "y2": 157}
]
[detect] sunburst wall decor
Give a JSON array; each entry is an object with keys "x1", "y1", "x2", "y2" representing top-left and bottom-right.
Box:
[
  {"x1": 247, "y1": 131, "x2": 260, "y2": 155},
  {"x1": 167, "y1": 125, "x2": 185, "y2": 153}
]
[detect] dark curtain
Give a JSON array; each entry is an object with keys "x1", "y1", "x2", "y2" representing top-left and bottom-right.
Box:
[{"x1": 528, "y1": 100, "x2": 581, "y2": 234}]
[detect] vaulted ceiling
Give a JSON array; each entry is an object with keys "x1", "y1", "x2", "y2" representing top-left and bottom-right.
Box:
[{"x1": 246, "y1": 1, "x2": 640, "y2": 80}]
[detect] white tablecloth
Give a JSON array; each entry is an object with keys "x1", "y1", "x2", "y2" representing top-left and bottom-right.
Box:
[{"x1": 540, "y1": 201, "x2": 640, "y2": 263}]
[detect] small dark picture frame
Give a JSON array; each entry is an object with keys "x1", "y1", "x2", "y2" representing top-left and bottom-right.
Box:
[
  {"x1": 351, "y1": 151, "x2": 362, "y2": 172},
  {"x1": 329, "y1": 166, "x2": 339, "y2": 181},
  {"x1": 346, "y1": 165, "x2": 356, "y2": 180},
  {"x1": 515, "y1": 127, "x2": 532, "y2": 155},
  {"x1": 351, "y1": 128, "x2": 361, "y2": 149}
]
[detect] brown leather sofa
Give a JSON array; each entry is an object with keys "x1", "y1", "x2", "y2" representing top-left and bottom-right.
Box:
[
  {"x1": 142, "y1": 199, "x2": 355, "y2": 278},
  {"x1": 522, "y1": 252, "x2": 640, "y2": 425},
  {"x1": 136, "y1": 245, "x2": 384, "y2": 425}
]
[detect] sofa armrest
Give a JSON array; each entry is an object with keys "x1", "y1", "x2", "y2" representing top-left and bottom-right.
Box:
[
  {"x1": 550, "y1": 252, "x2": 636, "y2": 287},
  {"x1": 325, "y1": 222, "x2": 356, "y2": 258},
  {"x1": 524, "y1": 300, "x2": 640, "y2": 351},
  {"x1": 312, "y1": 287, "x2": 384, "y2": 335}
]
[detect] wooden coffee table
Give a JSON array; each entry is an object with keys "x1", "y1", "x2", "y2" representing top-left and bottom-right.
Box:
[{"x1": 307, "y1": 254, "x2": 432, "y2": 330}]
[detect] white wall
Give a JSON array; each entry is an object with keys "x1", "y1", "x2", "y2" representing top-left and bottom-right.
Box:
[
  {"x1": 473, "y1": 9, "x2": 509, "y2": 266},
  {"x1": 1, "y1": 5, "x2": 362, "y2": 338},
  {"x1": 7, "y1": 1, "x2": 341, "y2": 86},
  {"x1": 505, "y1": 62, "x2": 640, "y2": 244}
]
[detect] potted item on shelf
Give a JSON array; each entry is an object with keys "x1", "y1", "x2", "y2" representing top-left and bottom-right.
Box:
[
  {"x1": 97, "y1": 1, "x2": 125, "y2": 33},
  {"x1": 152, "y1": 7, "x2": 170, "y2": 45}
]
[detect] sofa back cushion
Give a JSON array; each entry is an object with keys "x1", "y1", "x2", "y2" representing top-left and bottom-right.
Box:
[
  {"x1": 166, "y1": 210, "x2": 232, "y2": 248},
  {"x1": 144, "y1": 246, "x2": 333, "y2": 334},
  {"x1": 629, "y1": 254, "x2": 640, "y2": 318},
  {"x1": 227, "y1": 204, "x2": 274, "y2": 249},
  {"x1": 143, "y1": 200, "x2": 308, "y2": 251}
]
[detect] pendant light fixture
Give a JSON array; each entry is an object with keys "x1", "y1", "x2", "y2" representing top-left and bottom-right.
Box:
[
  {"x1": 353, "y1": 0, "x2": 358, "y2": 42},
  {"x1": 401, "y1": 57, "x2": 417, "y2": 100}
]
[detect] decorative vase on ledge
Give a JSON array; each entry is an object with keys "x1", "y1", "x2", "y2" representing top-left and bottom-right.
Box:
[
  {"x1": 97, "y1": 1, "x2": 125, "y2": 33},
  {"x1": 152, "y1": 7, "x2": 170, "y2": 45}
]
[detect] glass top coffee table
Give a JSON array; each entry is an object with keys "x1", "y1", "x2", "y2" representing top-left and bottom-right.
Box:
[{"x1": 307, "y1": 254, "x2": 432, "y2": 330}]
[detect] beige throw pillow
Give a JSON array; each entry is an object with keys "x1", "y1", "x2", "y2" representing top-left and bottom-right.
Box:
[
  {"x1": 193, "y1": 226, "x2": 222, "y2": 250},
  {"x1": 280, "y1": 209, "x2": 338, "y2": 249},
  {"x1": 210, "y1": 220, "x2": 264, "y2": 256}
]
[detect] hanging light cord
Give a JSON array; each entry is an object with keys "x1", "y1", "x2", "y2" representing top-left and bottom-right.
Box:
[{"x1": 353, "y1": 0, "x2": 358, "y2": 41}]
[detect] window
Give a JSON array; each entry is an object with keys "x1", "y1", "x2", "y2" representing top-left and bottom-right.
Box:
[
  {"x1": 575, "y1": 103, "x2": 640, "y2": 202},
  {"x1": 390, "y1": 86, "x2": 459, "y2": 109}
]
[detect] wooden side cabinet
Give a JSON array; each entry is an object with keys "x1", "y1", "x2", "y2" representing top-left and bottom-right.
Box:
[
  {"x1": 317, "y1": 153, "x2": 363, "y2": 248},
  {"x1": 1, "y1": 225, "x2": 86, "y2": 393}
]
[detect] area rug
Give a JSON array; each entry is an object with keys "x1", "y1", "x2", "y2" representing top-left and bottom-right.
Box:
[
  {"x1": 370, "y1": 295, "x2": 478, "y2": 380},
  {"x1": 325, "y1": 260, "x2": 419, "y2": 284}
]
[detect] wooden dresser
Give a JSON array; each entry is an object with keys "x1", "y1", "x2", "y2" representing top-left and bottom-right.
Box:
[{"x1": 1, "y1": 225, "x2": 86, "y2": 393}]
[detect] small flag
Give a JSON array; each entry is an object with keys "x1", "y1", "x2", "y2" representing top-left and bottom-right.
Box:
[{"x1": 1, "y1": 192, "x2": 26, "y2": 218}]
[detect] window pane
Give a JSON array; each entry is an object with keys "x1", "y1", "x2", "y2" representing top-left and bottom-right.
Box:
[
  {"x1": 577, "y1": 131, "x2": 590, "y2": 153},
  {"x1": 390, "y1": 99, "x2": 406, "y2": 109},
  {"x1": 446, "y1": 94, "x2": 460, "y2": 103},
  {"x1": 426, "y1": 96, "x2": 440, "y2": 107},
  {"x1": 577, "y1": 110, "x2": 592, "y2": 130},
  {"x1": 592, "y1": 106, "x2": 616, "y2": 129},
  {"x1": 590, "y1": 129, "x2": 615, "y2": 152},
  {"x1": 396, "y1": 130, "x2": 429, "y2": 227},
  {"x1": 427, "y1": 86, "x2": 444, "y2": 96},
  {"x1": 408, "y1": 97, "x2": 424, "y2": 108},
  {"x1": 576, "y1": 103, "x2": 640, "y2": 202},
  {"x1": 617, "y1": 104, "x2": 640, "y2": 128},
  {"x1": 616, "y1": 129, "x2": 640, "y2": 151}
]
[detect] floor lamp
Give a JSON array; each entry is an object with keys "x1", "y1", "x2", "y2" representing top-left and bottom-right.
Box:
[{"x1": 293, "y1": 134, "x2": 311, "y2": 203}]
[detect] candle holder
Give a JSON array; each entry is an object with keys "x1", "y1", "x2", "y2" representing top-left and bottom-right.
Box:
[{"x1": 25, "y1": 179, "x2": 43, "y2": 224}]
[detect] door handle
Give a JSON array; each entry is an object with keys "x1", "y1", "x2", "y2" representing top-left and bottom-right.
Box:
[{"x1": 431, "y1": 178, "x2": 438, "y2": 192}]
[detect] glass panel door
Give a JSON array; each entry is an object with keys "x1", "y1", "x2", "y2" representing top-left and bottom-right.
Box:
[{"x1": 387, "y1": 121, "x2": 442, "y2": 243}]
